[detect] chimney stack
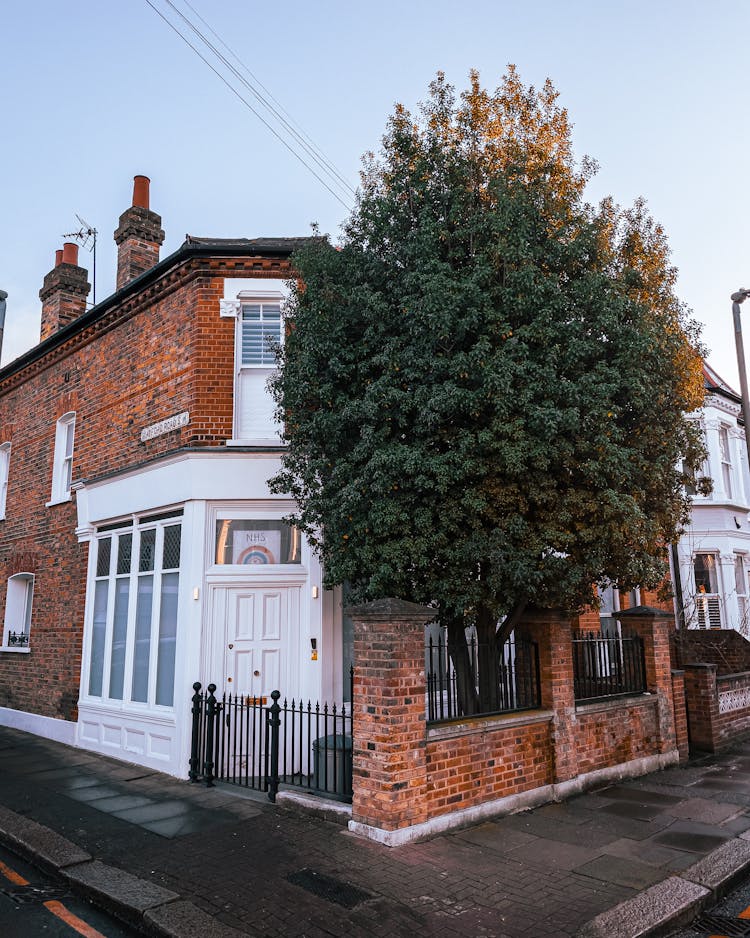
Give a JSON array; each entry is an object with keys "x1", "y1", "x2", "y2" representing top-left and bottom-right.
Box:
[
  {"x1": 39, "y1": 243, "x2": 91, "y2": 341},
  {"x1": 114, "y1": 175, "x2": 165, "y2": 290}
]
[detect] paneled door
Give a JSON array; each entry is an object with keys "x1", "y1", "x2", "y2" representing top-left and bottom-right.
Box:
[{"x1": 223, "y1": 585, "x2": 296, "y2": 698}]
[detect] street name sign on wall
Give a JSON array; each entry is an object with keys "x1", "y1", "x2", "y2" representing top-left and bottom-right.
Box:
[{"x1": 140, "y1": 412, "x2": 190, "y2": 442}]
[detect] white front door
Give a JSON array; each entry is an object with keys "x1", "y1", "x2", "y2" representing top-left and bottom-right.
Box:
[{"x1": 217, "y1": 583, "x2": 301, "y2": 698}]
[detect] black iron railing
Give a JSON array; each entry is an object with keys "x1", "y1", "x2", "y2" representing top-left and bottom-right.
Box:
[
  {"x1": 189, "y1": 668, "x2": 353, "y2": 804},
  {"x1": 426, "y1": 632, "x2": 540, "y2": 723},
  {"x1": 6, "y1": 631, "x2": 29, "y2": 647},
  {"x1": 572, "y1": 632, "x2": 646, "y2": 703}
]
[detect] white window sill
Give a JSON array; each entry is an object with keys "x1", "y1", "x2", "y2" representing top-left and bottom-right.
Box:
[
  {"x1": 0, "y1": 646, "x2": 30, "y2": 654},
  {"x1": 226, "y1": 438, "x2": 285, "y2": 447},
  {"x1": 46, "y1": 494, "x2": 72, "y2": 507}
]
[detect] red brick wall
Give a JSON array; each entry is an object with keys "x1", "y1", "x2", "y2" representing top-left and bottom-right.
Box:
[
  {"x1": 574, "y1": 699, "x2": 660, "y2": 775},
  {"x1": 671, "y1": 670, "x2": 689, "y2": 762},
  {"x1": 674, "y1": 629, "x2": 750, "y2": 676},
  {"x1": 352, "y1": 603, "x2": 680, "y2": 838},
  {"x1": 684, "y1": 665, "x2": 750, "y2": 753},
  {"x1": 715, "y1": 673, "x2": 750, "y2": 746},
  {"x1": 683, "y1": 664, "x2": 718, "y2": 752},
  {"x1": 0, "y1": 255, "x2": 294, "y2": 722},
  {"x1": 424, "y1": 716, "x2": 553, "y2": 816}
]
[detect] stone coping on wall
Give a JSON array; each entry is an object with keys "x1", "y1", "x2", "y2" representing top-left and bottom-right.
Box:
[
  {"x1": 575, "y1": 693, "x2": 655, "y2": 715},
  {"x1": 717, "y1": 670, "x2": 750, "y2": 683},
  {"x1": 426, "y1": 708, "x2": 553, "y2": 742}
]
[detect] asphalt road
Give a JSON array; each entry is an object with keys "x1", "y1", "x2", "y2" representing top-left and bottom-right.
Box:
[
  {"x1": 0, "y1": 842, "x2": 141, "y2": 937},
  {"x1": 669, "y1": 871, "x2": 750, "y2": 937}
]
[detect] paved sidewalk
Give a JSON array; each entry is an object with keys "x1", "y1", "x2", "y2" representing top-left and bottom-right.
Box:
[{"x1": 2, "y1": 727, "x2": 750, "y2": 937}]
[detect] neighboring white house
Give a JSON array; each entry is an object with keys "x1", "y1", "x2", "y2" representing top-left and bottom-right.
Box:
[{"x1": 674, "y1": 363, "x2": 750, "y2": 633}]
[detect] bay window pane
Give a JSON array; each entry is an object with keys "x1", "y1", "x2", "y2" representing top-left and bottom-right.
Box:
[
  {"x1": 88, "y1": 581, "x2": 108, "y2": 696},
  {"x1": 139, "y1": 530, "x2": 156, "y2": 573},
  {"x1": 108, "y1": 578, "x2": 130, "y2": 700},
  {"x1": 155, "y1": 572, "x2": 179, "y2": 706},
  {"x1": 131, "y1": 575, "x2": 154, "y2": 703}
]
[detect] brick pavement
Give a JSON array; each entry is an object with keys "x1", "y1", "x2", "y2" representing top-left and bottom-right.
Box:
[{"x1": 2, "y1": 726, "x2": 750, "y2": 936}]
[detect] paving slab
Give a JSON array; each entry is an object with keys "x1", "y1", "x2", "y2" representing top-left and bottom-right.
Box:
[
  {"x1": 503, "y1": 837, "x2": 605, "y2": 871},
  {"x1": 598, "y1": 787, "x2": 682, "y2": 807},
  {"x1": 600, "y1": 836, "x2": 696, "y2": 870},
  {"x1": 665, "y1": 797, "x2": 743, "y2": 824},
  {"x1": 600, "y1": 801, "x2": 670, "y2": 822},
  {"x1": 574, "y1": 854, "x2": 667, "y2": 890}
]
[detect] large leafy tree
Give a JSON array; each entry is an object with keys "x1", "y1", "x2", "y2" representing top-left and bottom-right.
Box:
[{"x1": 271, "y1": 68, "x2": 705, "y2": 712}]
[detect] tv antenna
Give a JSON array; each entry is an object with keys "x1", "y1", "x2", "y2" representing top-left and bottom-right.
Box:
[{"x1": 63, "y1": 215, "x2": 98, "y2": 305}]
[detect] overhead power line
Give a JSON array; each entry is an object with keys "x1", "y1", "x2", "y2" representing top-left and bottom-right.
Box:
[
  {"x1": 176, "y1": 0, "x2": 355, "y2": 198},
  {"x1": 144, "y1": 0, "x2": 355, "y2": 211}
]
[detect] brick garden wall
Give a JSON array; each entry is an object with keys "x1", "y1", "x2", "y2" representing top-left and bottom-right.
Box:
[
  {"x1": 350, "y1": 602, "x2": 681, "y2": 843},
  {"x1": 673, "y1": 628, "x2": 750, "y2": 676},
  {"x1": 424, "y1": 713, "x2": 553, "y2": 815},
  {"x1": 573, "y1": 698, "x2": 660, "y2": 776},
  {"x1": 683, "y1": 663, "x2": 750, "y2": 752}
]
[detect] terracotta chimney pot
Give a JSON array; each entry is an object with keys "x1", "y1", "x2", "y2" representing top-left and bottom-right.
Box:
[
  {"x1": 55, "y1": 249, "x2": 63, "y2": 267},
  {"x1": 61, "y1": 242, "x2": 79, "y2": 266},
  {"x1": 132, "y1": 175, "x2": 150, "y2": 210}
]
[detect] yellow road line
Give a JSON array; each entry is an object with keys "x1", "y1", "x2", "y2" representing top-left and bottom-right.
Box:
[
  {"x1": 0, "y1": 858, "x2": 29, "y2": 886},
  {"x1": 43, "y1": 899, "x2": 109, "y2": 938}
]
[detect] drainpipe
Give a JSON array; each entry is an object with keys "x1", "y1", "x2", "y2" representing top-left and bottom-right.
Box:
[{"x1": 0, "y1": 290, "x2": 7, "y2": 364}]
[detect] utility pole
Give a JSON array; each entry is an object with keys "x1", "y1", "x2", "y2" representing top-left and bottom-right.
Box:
[{"x1": 732, "y1": 289, "x2": 750, "y2": 470}]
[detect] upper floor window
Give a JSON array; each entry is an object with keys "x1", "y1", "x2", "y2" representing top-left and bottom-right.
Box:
[
  {"x1": 0, "y1": 442, "x2": 10, "y2": 519},
  {"x1": 2, "y1": 573, "x2": 34, "y2": 651},
  {"x1": 234, "y1": 296, "x2": 283, "y2": 442},
  {"x1": 240, "y1": 302, "x2": 282, "y2": 366},
  {"x1": 719, "y1": 424, "x2": 733, "y2": 498},
  {"x1": 49, "y1": 412, "x2": 75, "y2": 505}
]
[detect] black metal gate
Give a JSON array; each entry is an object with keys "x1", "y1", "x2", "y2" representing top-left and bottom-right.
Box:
[{"x1": 189, "y1": 670, "x2": 353, "y2": 804}]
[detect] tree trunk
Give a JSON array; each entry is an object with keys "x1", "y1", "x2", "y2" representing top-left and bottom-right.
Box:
[
  {"x1": 475, "y1": 604, "x2": 501, "y2": 712},
  {"x1": 446, "y1": 616, "x2": 479, "y2": 716}
]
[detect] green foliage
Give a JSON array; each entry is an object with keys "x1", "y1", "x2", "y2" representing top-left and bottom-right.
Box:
[{"x1": 270, "y1": 68, "x2": 705, "y2": 627}]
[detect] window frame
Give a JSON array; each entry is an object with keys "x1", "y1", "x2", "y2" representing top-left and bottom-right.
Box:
[
  {"x1": 719, "y1": 423, "x2": 734, "y2": 498},
  {"x1": 692, "y1": 552, "x2": 723, "y2": 628},
  {"x1": 2, "y1": 572, "x2": 34, "y2": 652},
  {"x1": 232, "y1": 290, "x2": 286, "y2": 443},
  {"x1": 48, "y1": 412, "x2": 76, "y2": 506},
  {"x1": 0, "y1": 441, "x2": 10, "y2": 519},
  {"x1": 239, "y1": 300, "x2": 283, "y2": 368},
  {"x1": 83, "y1": 512, "x2": 183, "y2": 710}
]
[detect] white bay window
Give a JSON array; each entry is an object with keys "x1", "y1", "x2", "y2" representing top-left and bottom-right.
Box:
[{"x1": 86, "y1": 512, "x2": 182, "y2": 707}]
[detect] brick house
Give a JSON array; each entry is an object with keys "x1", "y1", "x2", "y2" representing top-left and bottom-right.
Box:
[{"x1": 0, "y1": 177, "x2": 349, "y2": 777}]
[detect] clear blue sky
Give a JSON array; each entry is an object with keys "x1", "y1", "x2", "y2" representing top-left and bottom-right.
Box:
[{"x1": 2, "y1": 1, "x2": 749, "y2": 389}]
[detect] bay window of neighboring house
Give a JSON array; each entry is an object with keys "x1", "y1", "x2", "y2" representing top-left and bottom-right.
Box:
[
  {"x1": 234, "y1": 298, "x2": 283, "y2": 442},
  {"x1": 86, "y1": 512, "x2": 182, "y2": 708},
  {"x1": 0, "y1": 442, "x2": 10, "y2": 519},
  {"x1": 719, "y1": 424, "x2": 734, "y2": 498},
  {"x1": 48, "y1": 412, "x2": 75, "y2": 505},
  {"x1": 735, "y1": 554, "x2": 750, "y2": 633},
  {"x1": 693, "y1": 552, "x2": 722, "y2": 628},
  {"x1": 2, "y1": 573, "x2": 34, "y2": 650}
]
